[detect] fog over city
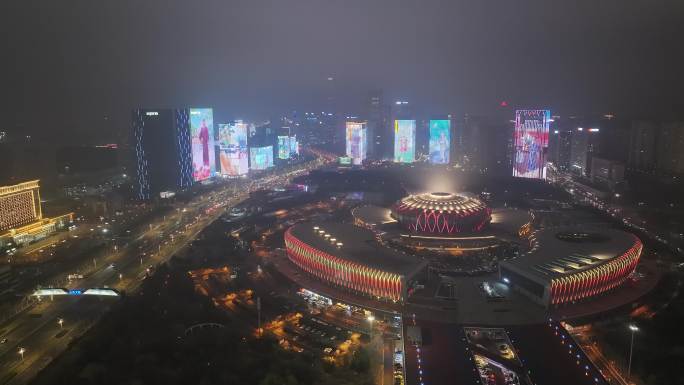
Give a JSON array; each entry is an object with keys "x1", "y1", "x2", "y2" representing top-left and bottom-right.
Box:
[
  {"x1": 1, "y1": 2, "x2": 684, "y2": 385},
  {"x1": 2, "y1": 1, "x2": 683, "y2": 143}
]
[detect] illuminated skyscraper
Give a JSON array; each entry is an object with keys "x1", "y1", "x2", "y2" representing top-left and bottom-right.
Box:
[
  {"x1": 132, "y1": 109, "x2": 193, "y2": 200},
  {"x1": 345, "y1": 121, "x2": 367, "y2": 165},
  {"x1": 628, "y1": 121, "x2": 658, "y2": 172},
  {"x1": 367, "y1": 91, "x2": 390, "y2": 159},
  {"x1": 512, "y1": 110, "x2": 550, "y2": 179}
]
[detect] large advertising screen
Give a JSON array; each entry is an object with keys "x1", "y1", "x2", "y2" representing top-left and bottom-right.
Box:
[
  {"x1": 512, "y1": 110, "x2": 550, "y2": 179},
  {"x1": 345, "y1": 122, "x2": 367, "y2": 165},
  {"x1": 429, "y1": 120, "x2": 450, "y2": 164},
  {"x1": 190, "y1": 108, "x2": 216, "y2": 181},
  {"x1": 250, "y1": 146, "x2": 274, "y2": 170},
  {"x1": 394, "y1": 120, "x2": 416, "y2": 163},
  {"x1": 218, "y1": 121, "x2": 249, "y2": 176},
  {"x1": 278, "y1": 136, "x2": 290, "y2": 159}
]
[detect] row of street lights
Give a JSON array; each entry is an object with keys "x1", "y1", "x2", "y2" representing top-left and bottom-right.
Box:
[{"x1": 17, "y1": 318, "x2": 65, "y2": 362}]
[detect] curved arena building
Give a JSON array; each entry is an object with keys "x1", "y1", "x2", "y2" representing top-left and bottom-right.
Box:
[
  {"x1": 500, "y1": 226, "x2": 643, "y2": 307},
  {"x1": 284, "y1": 222, "x2": 426, "y2": 302},
  {"x1": 392, "y1": 192, "x2": 492, "y2": 235}
]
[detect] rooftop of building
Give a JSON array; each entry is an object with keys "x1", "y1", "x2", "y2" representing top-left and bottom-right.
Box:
[
  {"x1": 287, "y1": 222, "x2": 425, "y2": 277},
  {"x1": 0, "y1": 180, "x2": 40, "y2": 197},
  {"x1": 395, "y1": 192, "x2": 488, "y2": 214},
  {"x1": 351, "y1": 205, "x2": 397, "y2": 227},
  {"x1": 501, "y1": 225, "x2": 640, "y2": 282}
]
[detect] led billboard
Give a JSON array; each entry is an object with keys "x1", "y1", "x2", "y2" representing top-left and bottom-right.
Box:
[
  {"x1": 250, "y1": 146, "x2": 274, "y2": 170},
  {"x1": 345, "y1": 122, "x2": 367, "y2": 165},
  {"x1": 512, "y1": 110, "x2": 550, "y2": 179},
  {"x1": 189, "y1": 108, "x2": 216, "y2": 181},
  {"x1": 394, "y1": 120, "x2": 416, "y2": 163},
  {"x1": 218, "y1": 121, "x2": 249, "y2": 176},
  {"x1": 429, "y1": 120, "x2": 450, "y2": 164},
  {"x1": 278, "y1": 136, "x2": 290, "y2": 159}
]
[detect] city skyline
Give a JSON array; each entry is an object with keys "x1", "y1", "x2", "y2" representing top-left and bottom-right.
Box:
[
  {"x1": 2, "y1": 0, "x2": 684, "y2": 144},
  {"x1": 1, "y1": 2, "x2": 684, "y2": 385}
]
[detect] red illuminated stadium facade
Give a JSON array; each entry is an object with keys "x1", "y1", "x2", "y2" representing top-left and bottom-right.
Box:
[
  {"x1": 284, "y1": 222, "x2": 426, "y2": 302},
  {"x1": 548, "y1": 240, "x2": 642, "y2": 305},
  {"x1": 392, "y1": 192, "x2": 491, "y2": 235},
  {"x1": 500, "y1": 227, "x2": 643, "y2": 307}
]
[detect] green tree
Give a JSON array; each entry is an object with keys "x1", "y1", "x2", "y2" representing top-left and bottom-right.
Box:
[{"x1": 349, "y1": 348, "x2": 370, "y2": 374}]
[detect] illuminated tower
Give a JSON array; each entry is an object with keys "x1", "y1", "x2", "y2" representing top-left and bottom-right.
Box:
[
  {"x1": 132, "y1": 109, "x2": 193, "y2": 200},
  {"x1": 512, "y1": 110, "x2": 551, "y2": 179},
  {"x1": 367, "y1": 90, "x2": 390, "y2": 160}
]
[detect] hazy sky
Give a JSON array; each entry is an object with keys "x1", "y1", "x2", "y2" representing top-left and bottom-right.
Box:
[{"x1": 2, "y1": 0, "x2": 683, "y2": 144}]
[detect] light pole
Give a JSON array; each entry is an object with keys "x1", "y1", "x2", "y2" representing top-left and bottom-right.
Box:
[
  {"x1": 18, "y1": 347, "x2": 25, "y2": 360},
  {"x1": 367, "y1": 315, "x2": 375, "y2": 339},
  {"x1": 627, "y1": 324, "x2": 639, "y2": 378},
  {"x1": 257, "y1": 297, "x2": 261, "y2": 337},
  {"x1": 58, "y1": 318, "x2": 64, "y2": 329}
]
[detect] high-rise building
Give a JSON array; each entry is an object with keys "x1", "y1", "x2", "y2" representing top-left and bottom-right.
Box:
[
  {"x1": 462, "y1": 115, "x2": 513, "y2": 175},
  {"x1": 549, "y1": 128, "x2": 572, "y2": 171},
  {"x1": 569, "y1": 127, "x2": 601, "y2": 176},
  {"x1": 550, "y1": 114, "x2": 629, "y2": 174},
  {"x1": 512, "y1": 110, "x2": 550, "y2": 179},
  {"x1": 132, "y1": 109, "x2": 193, "y2": 200},
  {"x1": 0, "y1": 180, "x2": 73, "y2": 247},
  {"x1": 367, "y1": 91, "x2": 390, "y2": 160},
  {"x1": 595, "y1": 115, "x2": 630, "y2": 164},
  {"x1": 345, "y1": 121, "x2": 367, "y2": 165},
  {"x1": 590, "y1": 157, "x2": 625, "y2": 189},
  {"x1": 628, "y1": 121, "x2": 658, "y2": 172},
  {"x1": 657, "y1": 122, "x2": 684, "y2": 175}
]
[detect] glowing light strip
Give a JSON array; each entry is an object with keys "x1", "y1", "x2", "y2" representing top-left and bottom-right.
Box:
[
  {"x1": 549, "y1": 238, "x2": 642, "y2": 304},
  {"x1": 399, "y1": 234, "x2": 496, "y2": 240},
  {"x1": 0, "y1": 180, "x2": 40, "y2": 197},
  {"x1": 285, "y1": 229, "x2": 403, "y2": 301}
]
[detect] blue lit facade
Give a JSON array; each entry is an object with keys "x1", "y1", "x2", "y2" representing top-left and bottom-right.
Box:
[
  {"x1": 133, "y1": 108, "x2": 194, "y2": 200},
  {"x1": 174, "y1": 109, "x2": 193, "y2": 188}
]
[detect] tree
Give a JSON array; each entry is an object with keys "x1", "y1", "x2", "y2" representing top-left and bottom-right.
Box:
[{"x1": 349, "y1": 348, "x2": 370, "y2": 374}]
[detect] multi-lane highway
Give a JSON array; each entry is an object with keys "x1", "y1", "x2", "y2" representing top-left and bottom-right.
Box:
[{"x1": 0, "y1": 156, "x2": 325, "y2": 385}]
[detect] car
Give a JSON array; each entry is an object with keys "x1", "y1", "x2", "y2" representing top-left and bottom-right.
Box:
[
  {"x1": 323, "y1": 347, "x2": 333, "y2": 354},
  {"x1": 0, "y1": 338, "x2": 8, "y2": 344}
]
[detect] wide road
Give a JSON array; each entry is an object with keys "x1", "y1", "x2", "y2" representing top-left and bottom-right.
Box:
[{"x1": 0, "y1": 157, "x2": 325, "y2": 385}]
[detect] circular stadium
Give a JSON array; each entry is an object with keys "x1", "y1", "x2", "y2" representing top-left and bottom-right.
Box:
[
  {"x1": 500, "y1": 226, "x2": 643, "y2": 307},
  {"x1": 284, "y1": 222, "x2": 427, "y2": 302},
  {"x1": 392, "y1": 192, "x2": 492, "y2": 235}
]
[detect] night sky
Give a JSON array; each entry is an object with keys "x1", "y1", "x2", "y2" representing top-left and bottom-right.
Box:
[{"x1": 2, "y1": 0, "x2": 683, "y2": 144}]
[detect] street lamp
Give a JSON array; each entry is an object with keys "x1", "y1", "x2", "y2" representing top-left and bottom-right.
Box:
[
  {"x1": 58, "y1": 318, "x2": 64, "y2": 329},
  {"x1": 367, "y1": 315, "x2": 375, "y2": 339},
  {"x1": 18, "y1": 347, "x2": 25, "y2": 360},
  {"x1": 627, "y1": 324, "x2": 639, "y2": 378}
]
